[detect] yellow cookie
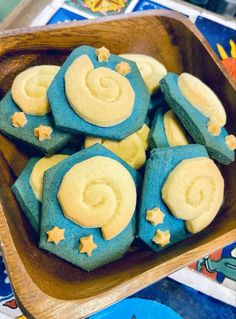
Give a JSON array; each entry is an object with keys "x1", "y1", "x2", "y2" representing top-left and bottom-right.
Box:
[
  {"x1": 178, "y1": 73, "x2": 226, "y2": 127},
  {"x1": 162, "y1": 157, "x2": 224, "y2": 233},
  {"x1": 57, "y1": 156, "x2": 137, "y2": 240},
  {"x1": 84, "y1": 124, "x2": 149, "y2": 169},
  {"x1": 120, "y1": 54, "x2": 167, "y2": 94},
  {"x1": 65, "y1": 55, "x2": 135, "y2": 127},
  {"x1": 163, "y1": 110, "x2": 189, "y2": 146},
  {"x1": 12, "y1": 65, "x2": 60, "y2": 116},
  {"x1": 30, "y1": 154, "x2": 69, "y2": 201}
]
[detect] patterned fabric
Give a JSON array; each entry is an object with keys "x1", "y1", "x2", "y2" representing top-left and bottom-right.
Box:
[{"x1": 1, "y1": 0, "x2": 235, "y2": 317}]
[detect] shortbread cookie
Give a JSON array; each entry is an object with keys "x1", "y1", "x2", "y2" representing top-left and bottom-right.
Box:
[
  {"x1": 12, "y1": 155, "x2": 69, "y2": 232},
  {"x1": 40, "y1": 144, "x2": 141, "y2": 271},
  {"x1": 149, "y1": 105, "x2": 189, "y2": 148},
  {"x1": 162, "y1": 157, "x2": 224, "y2": 233},
  {"x1": 120, "y1": 54, "x2": 167, "y2": 94},
  {"x1": 12, "y1": 65, "x2": 60, "y2": 116},
  {"x1": 84, "y1": 124, "x2": 150, "y2": 169},
  {"x1": 48, "y1": 45, "x2": 149, "y2": 140},
  {"x1": 138, "y1": 144, "x2": 223, "y2": 252},
  {"x1": 0, "y1": 92, "x2": 71, "y2": 155},
  {"x1": 160, "y1": 73, "x2": 234, "y2": 164}
]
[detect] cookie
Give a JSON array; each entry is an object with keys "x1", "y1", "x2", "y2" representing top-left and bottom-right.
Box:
[
  {"x1": 11, "y1": 155, "x2": 69, "y2": 232},
  {"x1": 40, "y1": 144, "x2": 141, "y2": 271},
  {"x1": 120, "y1": 54, "x2": 167, "y2": 95},
  {"x1": 149, "y1": 105, "x2": 189, "y2": 148},
  {"x1": 138, "y1": 144, "x2": 224, "y2": 252},
  {"x1": 0, "y1": 92, "x2": 72, "y2": 155},
  {"x1": 48, "y1": 45, "x2": 149, "y2": 140},
  {"x1": 160, "y1": 73, "x2": 235, "y2": 164},
  {"x1": 84, "y1": 124, "x2": 150, "y2": 169},
  {"x1": 11, "y1": 65, "x2": 60, "y2": 116}
]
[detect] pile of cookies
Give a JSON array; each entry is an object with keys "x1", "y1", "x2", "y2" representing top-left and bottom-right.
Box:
[{"x1": 0, "y1": 45, "x2": 235, "y2": 271}]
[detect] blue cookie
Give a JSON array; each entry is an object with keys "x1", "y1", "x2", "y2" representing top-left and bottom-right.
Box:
[
  {"x1": 0, "y1": 92, "x2": 72, "y2": 155},
  {"x1": 138, "y1": 144, "x2": 208, "y2": 252},
  {"x1": 12, "y1": 158, "x2": 41, "y2": 233},
  {"x1": 160, "y1": 73, "x2": 234, "y2": 165},
  {"x1": 40, "y1": 144, "x2": 141, "y2": 271},
  {"x1": 149, "y1": 104, "x2": 170, "y2": 148},
  {"x1": 48, "y1": 45, "x2": 150, "y2": 140},
  {"x1": 11, "y1": 142, "x2": 82, "y2": 233},
  {"x1": 89, "y1": 298, "x2": 183, "y2": 319}
]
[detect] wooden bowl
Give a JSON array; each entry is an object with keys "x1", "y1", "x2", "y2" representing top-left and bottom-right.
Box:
[{"x1": 0, "y1": 11, "x2": 235, "y2": 319}]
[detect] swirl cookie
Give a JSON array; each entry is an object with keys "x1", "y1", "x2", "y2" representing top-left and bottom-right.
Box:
[
  {"x1": 0, "y1": 90, "x2": 72, "y2": 155},
  {"x1": 120, "y1": 54, "x2": 167, "y2": 95},
  {"x1": 48, "y1": 45, "x2": 150, "y2": 140},
  {"x1": 40, "y1": 144, "x2": 141, "y2": 271},
  {"x1": 138, "y1": 145, "x2": 224, "y2": 252},
  {"x1": 149, "y1": 105, "x2": 189, "y2": 148},
  {"x1": 160, "y1": 73, "x2": 235, "y2": 164},
  {"x1": 12, "y1": 154, "x2": 69, "y2": 232},
  {"x1": 84, "y1": 124, "x2": 150, "y2": 169},
  {"x1": 11, "y1": 65, "x2": 60, "y2": 116}
]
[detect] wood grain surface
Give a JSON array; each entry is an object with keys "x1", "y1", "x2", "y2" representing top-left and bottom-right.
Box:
[{"x1": 0, "y1": 11, "x2": 235, "y2": 319}]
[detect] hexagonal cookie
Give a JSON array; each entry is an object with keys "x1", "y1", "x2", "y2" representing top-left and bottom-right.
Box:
[
  {"x1": 138, "y1": 145, "x2": 221, "y2": 252},
  {"x1": 40, "y1": 144, "x2": 141, "y2": 271},
  {"x1": 160, "y1": 73, "x2": 235, "y2": 164},
  {"x1": 0, "y1": 92, "x2": 72, "y2": 155},
  {"x1": 48, "y1": 45, "x2": 150, "y2": 140}
]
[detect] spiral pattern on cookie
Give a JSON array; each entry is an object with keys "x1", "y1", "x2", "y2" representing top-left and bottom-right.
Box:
[
  {"x1": 58, "y1": 156, "x2": 137, "y2": 240},
  {"x1": 84, "y1": 125, "x2": 149, "y2": 169},
  {"x1": 12, "y1": 65, "x2": 60, "y2": 116},
  {"x1": 65, "y1": 55, "x2": 135, "y2": 127},
  {"x1": 120, "y1": 54, "x2": 167, "y2": 94},
  {"x1": 178, "y1": 73, "x2": 226, "y2": 127},
  {"x1": 162, "y1": 157, "x2": 224, "y2": 233}
]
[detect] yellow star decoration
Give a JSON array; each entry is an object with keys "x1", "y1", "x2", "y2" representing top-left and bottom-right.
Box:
[
  {"x1": 46, "y1": 226, "x2": 65, "y2": 244},
  {"x1": 79, "y1": 235, "x2": 97, "y2": 257},
  {"x1": 115, "y1": 61, "x2": 131, "y2": 76},
  {"x1": 11, "y1": 112, "x2": 27, "y2": 127},
  {"x1": 34, "y1": 124, "x2": 52, "y2": 141},
  {"x1": 152, "y1": 229, "x2": 170, "y2": 247},
  {"x1": 96, "y1": 46, "x2": 110, "y2": 62},
  {"x1": 207, "y1": 121, "x2": 221, "y2": 136},
  {"x1": 146, "y1": 207, "x2": 165, "y2": 226},
  {"x1": 225, "y1": 134, "x2": 236, "y2": 150}
]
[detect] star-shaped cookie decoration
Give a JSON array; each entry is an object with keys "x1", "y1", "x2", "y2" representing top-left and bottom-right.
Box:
[
  {"x1": 115, "y1": 61, "x2": 131, "y2": 75},
  {"x1": 11, "y1": 112, "x2": 27, "y2": 127},
  {"x1": 225, "y1": 134, "x2": 236, "y2": 150},
  {"x1": 96, "y1": 46, "x2": 110, "y2": 62},
  {"x1": 46, "y1": 226, "x2": 65, "y2": 244},
  {"x1": 146, "y1": 207, "x2": 165, "y2": 226},
  {"x1": 207, "y1": 121, "x2": 221, "y2": 136},
  {"x1": 79, "y1": 235, "x2": 97, "y2": 256},
  {"x1": 152, "y1": 229, "x2": 170, "y2": 247},
  {"x1": 34, "y1": 124, "x2": 52, "y2": 141}
]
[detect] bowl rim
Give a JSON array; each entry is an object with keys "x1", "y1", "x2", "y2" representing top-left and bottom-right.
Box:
[{"x1": 0, "y1": 10, "x2": 235, "y2": 319}]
